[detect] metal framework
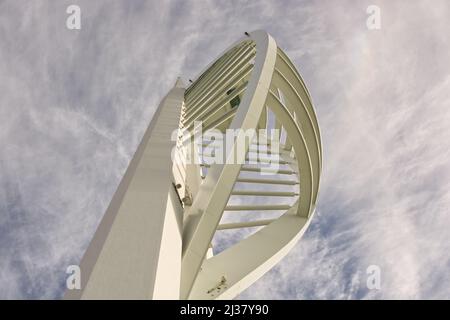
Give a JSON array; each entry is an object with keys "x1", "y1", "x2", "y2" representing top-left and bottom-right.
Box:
[{"x1": 64, "y1": 30, "x2": 322, "y2": 300}]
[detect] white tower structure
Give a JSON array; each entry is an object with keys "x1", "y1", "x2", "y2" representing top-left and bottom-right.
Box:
[{"x1": 64, "y1": 30, "x2": 322, "y2": 300}]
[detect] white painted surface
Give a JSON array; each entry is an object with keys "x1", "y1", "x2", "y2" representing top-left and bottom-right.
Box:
[{"x1": 64, "y1": 80, "x2": 185, "y2": 299}]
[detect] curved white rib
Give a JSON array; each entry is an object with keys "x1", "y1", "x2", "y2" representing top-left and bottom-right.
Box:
[
  {"x1": 178, "y1": 30, "x2": 322, "y2": 299},
  {"x1": 180, "y1": 30, "x2": 277, "y2": 299}
]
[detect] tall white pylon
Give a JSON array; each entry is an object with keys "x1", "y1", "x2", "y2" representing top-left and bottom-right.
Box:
[{"x1": 64, "y1": 30, "x2": 322, "y2": 300}]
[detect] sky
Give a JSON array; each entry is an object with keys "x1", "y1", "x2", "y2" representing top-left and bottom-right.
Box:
[{"x1": 1, "y1": 0, "x2": 450, "y2": 299}]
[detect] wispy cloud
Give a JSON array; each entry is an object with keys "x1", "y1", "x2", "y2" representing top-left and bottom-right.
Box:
[{"x1": 0, "y1": 0, "x2": 449, "y2": 299}]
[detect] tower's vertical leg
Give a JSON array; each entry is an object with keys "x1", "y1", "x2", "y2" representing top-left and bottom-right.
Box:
[{"x1": 64, "y1": 79, "x2": 185, "y2": 299}]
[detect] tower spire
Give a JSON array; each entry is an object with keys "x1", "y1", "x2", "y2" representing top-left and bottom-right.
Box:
[{"x1": 64, "y1": 30, "x2": 322, "y2": 300}]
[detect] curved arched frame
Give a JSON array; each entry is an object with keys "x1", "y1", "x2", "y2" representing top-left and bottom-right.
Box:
[{"x1": 181, "y1": 30, "x2": 322, "y2": 300}]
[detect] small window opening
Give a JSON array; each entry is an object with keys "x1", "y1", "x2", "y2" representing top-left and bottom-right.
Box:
[{"x1": 226, "y1": 88, "x2": 241, "y2": 108}]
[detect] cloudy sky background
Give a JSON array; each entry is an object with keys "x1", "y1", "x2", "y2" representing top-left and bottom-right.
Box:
[{"x1": 1, "y1": 0, "x2": 450, "y2": 299}]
